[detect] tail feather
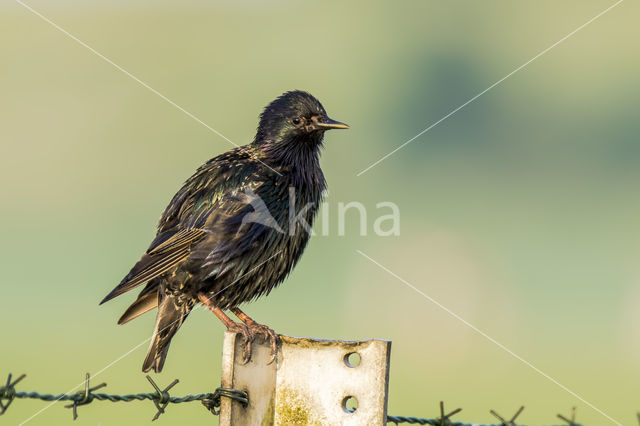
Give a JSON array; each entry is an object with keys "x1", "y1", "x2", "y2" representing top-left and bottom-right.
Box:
[
  {"x1": 142, "y1": 294, "x2": 193, "y2": 373},
  {"x1": 118, "y1": 290, "x2": 159, "y2": 325}
]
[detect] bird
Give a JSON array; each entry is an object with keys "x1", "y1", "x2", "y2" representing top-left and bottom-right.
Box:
[{"x1": 100, "y1": 90, "x2": 349, "y2": 373}]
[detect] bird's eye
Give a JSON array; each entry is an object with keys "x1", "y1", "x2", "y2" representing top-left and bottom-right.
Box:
[{"x1": 292, "y1": 117, "x2": 302, "y2": 126}]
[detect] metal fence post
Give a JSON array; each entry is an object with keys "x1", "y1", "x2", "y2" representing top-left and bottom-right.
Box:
[{"x1": 219, "y1": 332, "x2": 391, "y2": 425}]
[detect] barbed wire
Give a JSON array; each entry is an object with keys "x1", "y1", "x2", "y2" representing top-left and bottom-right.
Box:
[
  {"x1": 0, "y1": 373, "x2": 247, "y2": 421},
  {"x1": 0, "y1": 372, "x2": 623, "y2": 425},
  {"x1": 386, "y1": 402, "x2": 569, "y2": 426}
]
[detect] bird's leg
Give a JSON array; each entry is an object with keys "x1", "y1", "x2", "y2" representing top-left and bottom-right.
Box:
[
  {"x1": 197, "y1": 294, "x2": 254, "y2": 363},
  {"x1": 230, "y1": 307, "x2": 279, "y2": 364}
]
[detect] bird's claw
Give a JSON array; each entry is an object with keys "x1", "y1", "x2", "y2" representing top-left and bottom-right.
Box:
[
  {"x1": 247, "y1": 323, "x2": 279, "y2": 365},
  {"x1": 226, "y1": 322, "x2": 254, "y2": 364},
  {"x1": 228, "y1": 322, "x2": 279, "y2": 364}
]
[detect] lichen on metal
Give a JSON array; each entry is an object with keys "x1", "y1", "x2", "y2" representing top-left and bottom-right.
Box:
[{"x1": 219, "y1": 332, "x2": 391, "y2": 425}]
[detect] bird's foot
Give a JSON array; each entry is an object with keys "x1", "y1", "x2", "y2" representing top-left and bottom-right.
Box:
[
  {"x1": 230, "y1": 307, "x2": 279, "y2": 364},
  {"x1": 196, "y1": 294, "x2": 270, "y2": 363},
  {"x1": 225, "y1": 322, "x2": 255, "y2": 364},
  {"x1": 246, "y1": 322, "x2": 279, "y2": 365}
]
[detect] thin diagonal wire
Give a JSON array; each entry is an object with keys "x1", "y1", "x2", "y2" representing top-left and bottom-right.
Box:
[
  {"x1": 18, "y1": 250, "x2": 282, "y2": 425},
  {"x1": 356, "y1": 0, "x2": 624, "y2": 176},
  {"x1": 356, "y1": 249, "x2": 621, "y2": 425},
  {"x1": 14, "y1": 0, "x2": 282, "y2": 177}
]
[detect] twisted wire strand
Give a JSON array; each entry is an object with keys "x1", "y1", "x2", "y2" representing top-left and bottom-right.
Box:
[
  {"x1": 11, "y1": 390, "x2": 218, "y2": 403},
  {"x1": 0, "y1": 381, "x2": 248, "y2": 420},
  {"x1": 386, "y1": 415, "x2": 474, "y2": 425}
]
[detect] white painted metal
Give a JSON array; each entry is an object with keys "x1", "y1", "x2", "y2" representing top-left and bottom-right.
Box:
[{"x1": 219, "y1": 332, "x2": 391, "y2": 425}]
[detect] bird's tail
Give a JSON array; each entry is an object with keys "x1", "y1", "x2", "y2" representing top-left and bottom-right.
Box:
[{"x1": 142, "y1": 294, "x2": 193, "y2": 373}]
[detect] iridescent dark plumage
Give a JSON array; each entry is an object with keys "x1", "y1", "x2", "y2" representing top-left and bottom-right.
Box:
[{"x1": 100, "y1": 91, "x2": 348, "y2": 372}]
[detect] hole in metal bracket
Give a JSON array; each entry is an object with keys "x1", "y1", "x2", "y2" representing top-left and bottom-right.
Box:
[
  {"x1": 342, "y1": 396, "x2": 358, "y2": 413},
  {"x1": 343, "y1": 352, "x2": 361, "y2": 368}
]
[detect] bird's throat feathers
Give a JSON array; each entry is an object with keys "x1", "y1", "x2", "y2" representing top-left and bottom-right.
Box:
[{"x1": 255, "y1": 133, "x2": 326, "y2": 190}]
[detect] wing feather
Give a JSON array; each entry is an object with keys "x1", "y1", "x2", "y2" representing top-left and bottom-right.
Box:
[
  {"x1": 101, "y1": 149, "x2": 270, "y2": 306},
  {"x1": 100, "y1": 229, "x2": 206, "y2": 304}
]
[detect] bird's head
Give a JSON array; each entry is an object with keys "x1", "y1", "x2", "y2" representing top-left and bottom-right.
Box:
[{"x1": 254, "y1": 91, "x2": 349, "y2": 148}]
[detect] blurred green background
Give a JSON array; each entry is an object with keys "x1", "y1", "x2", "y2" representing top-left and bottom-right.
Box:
[{"x1": 1, "y1": 0, "x2": 638, "y2": 424}]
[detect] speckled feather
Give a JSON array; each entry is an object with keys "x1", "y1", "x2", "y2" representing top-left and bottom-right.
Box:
[{"x1": 100, "y1": 91, "x2": 341, "y2": 372}]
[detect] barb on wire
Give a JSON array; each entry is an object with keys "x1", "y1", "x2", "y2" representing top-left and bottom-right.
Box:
[
  {"x1": 490, "y1": 406, "x2": 525, "y2": 425},
  {"x1": 145, "y1": 375, "x2": 178, "y2": 421},
  {"x1": 387, "y1": 401, "x2": 465, "y2": 425},
  {"x1": 0, "y1": 372, "x2": 248, "y2": 421},
  {"x1": 438, "y1": 401, "x2": 463, "y2": 425},
  {"x1": 0, "y1": 373, "x2": 26, "y2": 415},
  {"x1": 64, "y1": 373, "x2": 107, "y2": 420},
  {"x1": 557, "y1": 407, "x2": 582, "y2": 426}
]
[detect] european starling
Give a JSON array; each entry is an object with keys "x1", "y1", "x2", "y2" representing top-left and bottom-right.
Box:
[{"x1": 100, "y1": 91, "x2": 348, "y2": 373}]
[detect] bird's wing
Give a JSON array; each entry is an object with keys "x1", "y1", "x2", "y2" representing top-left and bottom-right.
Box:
[
  {"x1": 100, "y1": 228, "x2": 207, "y2": 304},
  {"x1": 156, "y1": 148, "x2": 256, "y2": 233},
  {"x1": 101, "y1": 149, "x2": 272, "y2": 304}
]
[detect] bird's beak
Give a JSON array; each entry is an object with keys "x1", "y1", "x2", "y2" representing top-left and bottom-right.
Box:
[{"x1": 314, "y1": 117, "x2": 350, "y2": 130}]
